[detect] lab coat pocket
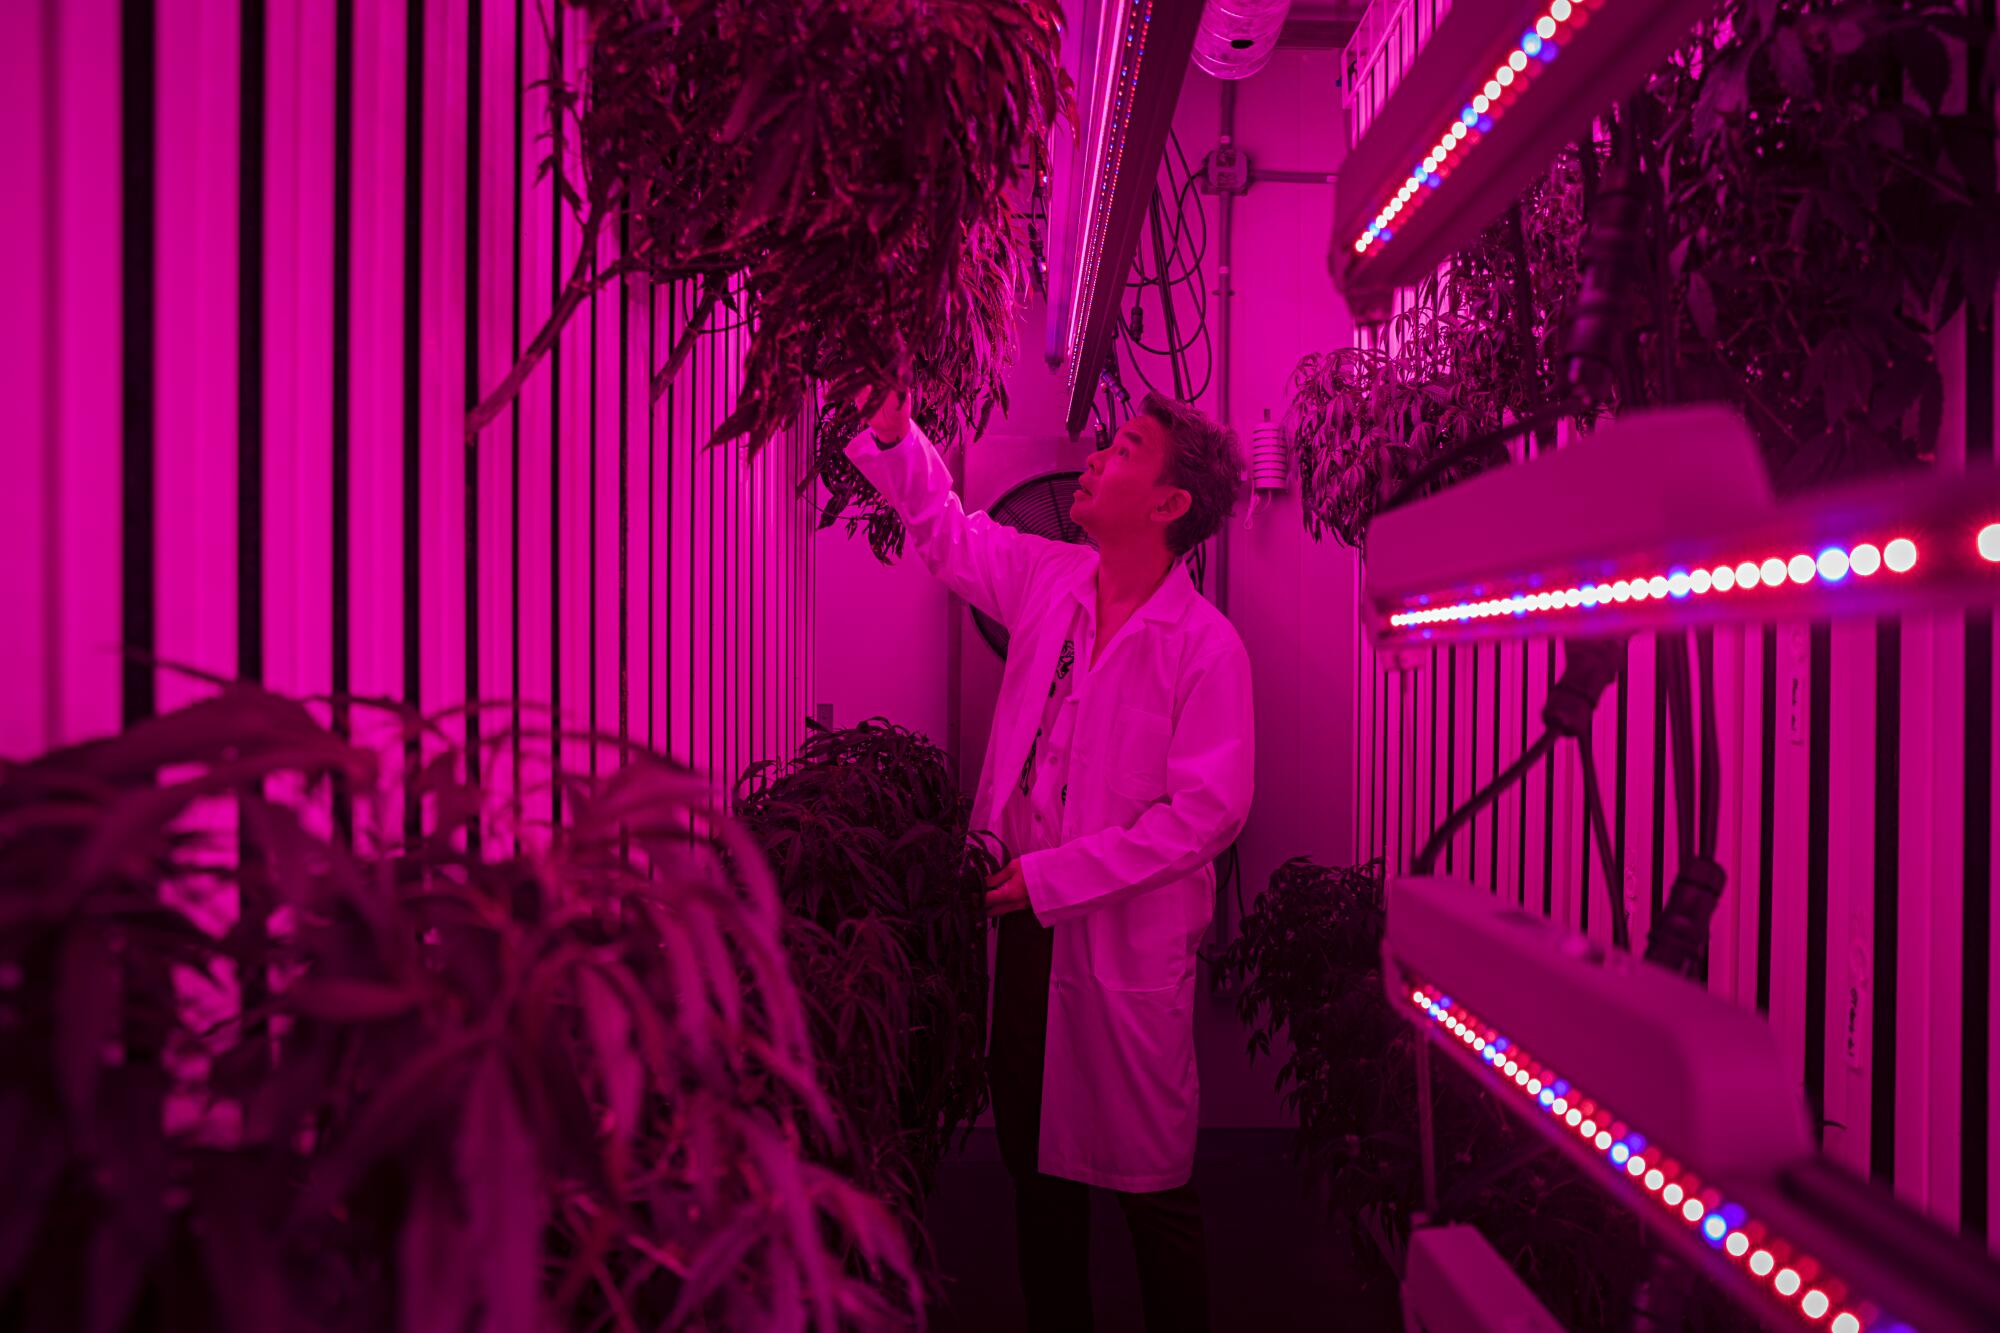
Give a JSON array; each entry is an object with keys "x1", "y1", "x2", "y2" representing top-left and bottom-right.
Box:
[
  {"x1": 1087, "y1": 889, "x2": 1187, "y2": 992},
  {"x1": 1105, "y1": 705, "x2": 1172, "y2": 802}
]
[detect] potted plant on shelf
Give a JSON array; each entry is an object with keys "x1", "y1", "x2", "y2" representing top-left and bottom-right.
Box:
[
  {"x1": 1288, "y1": 1, "x2": 2000, "y2": 545},
  {"x1": 468, "y1": 0, "x2": 1067, "y2": 461},
  {"x1": 734, "y1": 718, "x2": 1000, "y2": 1259},
  {"x1": 0, "y1": 685, "x2": 920, "y2": 1332}
]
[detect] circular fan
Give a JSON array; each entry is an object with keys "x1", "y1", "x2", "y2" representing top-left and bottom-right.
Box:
[{"x1": 972, "y1": 471, "x2": 1089, "y2": 658}]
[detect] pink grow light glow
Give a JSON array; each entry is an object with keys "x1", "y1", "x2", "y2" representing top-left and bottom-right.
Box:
[
  {"x1": 1352, "y1": 1, "x2": 1584, "y2": 257},
  {"x1": 1403, "y1": 979, "x2": 1896, "y2": 1332}
]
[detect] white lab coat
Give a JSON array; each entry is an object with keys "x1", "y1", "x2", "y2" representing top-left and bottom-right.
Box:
[{"x1": 847, "y1": 426, "x2": 1255, "y2": 1192}]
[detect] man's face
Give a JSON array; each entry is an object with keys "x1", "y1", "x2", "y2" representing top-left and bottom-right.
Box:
[{"x1": 1069, "y1": 414, "x2": 1189, "y2": 547}]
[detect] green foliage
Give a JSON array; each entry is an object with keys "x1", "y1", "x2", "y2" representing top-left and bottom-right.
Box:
[
  {"x1": 735, "y1": 719, "x2": 1000, "y2": 1247},
  {"x1": 1639, "y1": 0, "x2": 2000, "y2": 486},
  {"x1": 1290, "y1": 0, "x2": 2000, "y2": 544},
  {"x1": 469, "y1": 0, "x2": 1068, "y2": 456},
  {"x1": 1216, "y1": 859, "x2": 1756, "y2": 1331},
  {"x1": 0, "y1": 686, "x2": 920, "y2": 1332}
]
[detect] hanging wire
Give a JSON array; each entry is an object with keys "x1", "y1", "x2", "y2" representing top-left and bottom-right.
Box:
[{"x1": 1117, "y1": 130, "x2": 1214, "y2": 404}]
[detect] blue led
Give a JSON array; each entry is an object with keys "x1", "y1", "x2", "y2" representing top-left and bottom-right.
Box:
[
  {"x1": 1538, "y1": 1088, "x2": 1556, "y2": 1106},
  {"x1": 1551, "y1": 1080, "x2": 1570, "y2": 1097},
  {"x1": 1819, "y1": 546, "x2": 1850, "y2": 581},
  {"x1": 1623, "y1": 1131, "x2": 1645, "y2": 1152},
  {"x1": 1537, "y1": 39, "x2": 1559, "y2": 60},
  {"x1": 1719, "y1": 1203, "x2": 1745, "y2": 1228},
  {"x1": 1489, "y1": 1037, "x2": 1508, "y2": 1052},
  {"x1": 1378, "y1": 228, "x2": 1394, "y2": 241},
  {"x1": 1668, "y1": 570, "x2": 1692, "y2": 598},
  {"x1": 1522, "y1": 32, "x2": 1543, "y2": 56},
  {"x1": 1477, "y1": 114, "x2": 1495, "y2": 132},
  {"x1": 1436, "y1": 997, "x2": 1453, "y2": 1010},
  {"x1": 1702, "y1": 1215, "x2": 1728, "y2": 1243},
  {"x1": 1610, "y1": 1143, "x2": 1630, "y2": 1165}
]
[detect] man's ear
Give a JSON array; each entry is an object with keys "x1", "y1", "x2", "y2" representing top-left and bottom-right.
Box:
[{"x1": 1156, "y1": 488, "x2": 1193, "y2": 524}]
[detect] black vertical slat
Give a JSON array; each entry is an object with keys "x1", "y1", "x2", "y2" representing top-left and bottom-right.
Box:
[
  {"x1": 403, "y1": 0, "x2": 425, "y2": 836},
  {"x1": 709, "y1": 293, "x2": 718, "y2": 786},
  {"x1": 1542, "y1": 642, "x2": 1555, "y2": 916},
  {"x1": 1430, "y1": 646, "x2": 1440, "y2": 850},
  {"x1": 1407, "y1": 667, "x2": 1418, "y2": 871},
  {"x1": 1757, "y1": 625, "x2": 1777, "y2": 1013},
  {"x1": 331, "y1": 0, "x2": 354, "y2": 838},
  {"x1": 121, "y1": 0, "x2": 157, "y2": 725},
  {"x1": 646, "y1": 285, "x2": 655, "y2": 750},
  {"x1": 1489, "y1": 643, "x2": 1501, "y2": 893},
  {"x1": 1518, "y1": 645, "x2": 1530, "y2": 906},
  {"x1": 1871, "y1": 618, "x2": 1901, "y2": 1183},
  {"x1": 586, "y1": 219, "x2": 598, "y2": 777},
  {"x1": 1580, "y1": 712, "x2": 1592, "y2": 934},
  {"x1": 464, "y1": 0, "x2": 483, "y2": 832},
  {"x1": 1614, "y1": 649, "x2": 1629, "y2": 927},
  {"x1": 502, "y1": 0, "x2": 521, "y2": 827},
  {"x1": 1651, "y1": 655, "x2": 1668, "y2": 922},
  {"x1": 1962, "y1": 32, "x2": 1995, "y2": 1212},
  {"x1": 1378, "y1": 667, "x2": 1389, "y2": 864},
  {"x1": 1804, "y1": 621, "x2": 1832, "y2": 1141},
  {"x1": 1468, "y1": 646, "x2": 1481, "y2": 881},
  {"x1": 1964, "y1": 218, "x2": 1995, "y2": 1231},
  {"x1": 237, "y1": 0, "x2": 264, "y2": 689},
  {"x1": 549, "y1": 8, "x2": 564, "y2": 823},
  {"x1": 617, "y1": 216, "x2": 630, "y2": 764},
  {"x1": 1444, "y1": 647, "x2": 1457, "y2": 872}
]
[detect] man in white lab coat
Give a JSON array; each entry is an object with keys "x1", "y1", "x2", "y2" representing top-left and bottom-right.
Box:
[{"x1": 849, "y1": 388, "x2": 1254, "y2": 1331}]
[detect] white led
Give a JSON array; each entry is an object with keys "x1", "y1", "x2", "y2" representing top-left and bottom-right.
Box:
[
  {"x1": 1749, "y1": 1250, "x2": 1775, "y2": 1277},
  {"x1": 1473, "y1": 94, "x2": 1491, "y2": 114},
  {"x1": 1451, "y1": 122, "x2": 1468, "y2": 140},
  {"x1": 1725, "y1": 1231, "x2": 1749, "y2": 1257},
  {"x1": 1551, "y1": 1098, "x2": 1568, "y2": 1115},
  {"x1": 1536, "y1": 16, "x2": 1557, "y2": 39},
  {"x1": 1663, "y1": 1183, "x2": 1684, "y2": 1207},
  {"x1": 1850, "y1": 542, "x2": 1882, "y2": 576},
  {"x1": 1801, "y1": 1290, "x2": 1829, "y2": 1319},
  {"x1": 1496, "y1": 64, "x2": 1515, "y2": 87},
  {"x1": 1626, "y1": 1156, "x2": 1645, "y2": 1178},
  {"x1": 1611, "y1": 581, "x2": 1631, "y2": 602},
  {"x1": 1712, "y1": 565, "x2": 1735, "y2": 592},
  {"x1": 1885, "y1": 537, "x2": 1918, "y2": 572},
  {"x1": 1644, "y1": 1169, "x2": 1665, "y2": 1191},
  {"x1": 1682, "y1": 1199, "x2": 1705, "y2": 1223},
  {"x1": 1774, "y1": 1268, "x2": 1801, "y2": 1297},
  {"x1": 1503, "y1": 1060, "x2": 1519, "y2": 1076},
  {"x1": 1690, "y1": 569, "x2": 1712, "y2": 594},
  {"x1": 1579, "y1": 1119, "x2": 1597, "y2": 1137},
  {"x1": 1514, "y1": 1069, "x2": 1530, "y2": 1086},
  {"x1": 1788, "y1": 553, "x2": 1816, "y2": 584},
  {"x1": 1527, "y1": 1078, "x2": 1543, "y2": 1094},
  {"x1": 1760, "y1": 557, "x2": 1787, "y2": 585},
  {"x1": 1594, "y1": 1131, "x2": 1614, "y2": 1150},
  {"x1": 1736, "y1": 560, "x2": 1761, "y2": 588},
  {"x1": 1509, "y1": 50, "x2": 1529, "y2": 71},
  {"x1": 1483, "y1": 79, "x2": 1502, "y2": 100},
  {"x1": 1552, "y1": 0, "x2": 1574, "y2": 20},
  {"x1": 1832, "y1": 1314, "x2": 1861, "y2": 1333},
  {"x1": 1565, "y1": 1108, "x2": 1582, "y2": 1126},
  {"x1": 1647, "y1": 575, "x2": 1669, "y2": 598},
  {"x1": 1593, "y1": 583, "x2": 1612, "y2": 601}
]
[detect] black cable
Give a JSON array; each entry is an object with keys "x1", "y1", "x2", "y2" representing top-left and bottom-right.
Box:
[
  {"x1": 1579, "y1": 737, "x2": 1631, "y2": 950},
  {"x1": 1660, "y1": 633, "x2": 1697, "y2": 868},
  {"x1": 1415, "y1": 732, "x2": 1557, "y2": 874},
  {"x1": 1645, "y1": 630, "x2": 1730, "y2": 978}
]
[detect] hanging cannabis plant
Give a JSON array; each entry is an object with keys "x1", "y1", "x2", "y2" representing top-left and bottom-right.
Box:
[{"x1": 468, "y1": 0, "x2": 1067, "y2": 457}]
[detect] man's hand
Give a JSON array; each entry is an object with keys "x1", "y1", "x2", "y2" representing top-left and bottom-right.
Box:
[
  {"x1": 855, "y1": 384, "x2": 911, "y2": 445},
  {"x1": 985, "y1": 859, "x2": 1031, "y2": 918}
]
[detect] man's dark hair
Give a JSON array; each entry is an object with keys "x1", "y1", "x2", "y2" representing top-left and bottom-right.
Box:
[{"x1": 1140, "y1": 393, "x2": 1245, "y2": 557}]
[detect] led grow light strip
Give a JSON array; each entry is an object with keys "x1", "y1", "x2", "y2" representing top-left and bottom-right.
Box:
[
  {"x1": 1065, "y1": 0, "x2": 1156, "y2": 399},
  {"x1": 1405, "y1": 980, "x2": 1908, "y2": 1333},
  {"x1": 1386, "y1": 533, "x2": 1939, "y2": 630},
  {"x1": 1351, "y1": 0, "x2": 1582, "y2": 257}
]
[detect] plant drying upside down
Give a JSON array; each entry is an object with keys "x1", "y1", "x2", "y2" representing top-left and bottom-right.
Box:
[{"x1": 469, "y1": 0, "x2": 1069, "y2": 457}]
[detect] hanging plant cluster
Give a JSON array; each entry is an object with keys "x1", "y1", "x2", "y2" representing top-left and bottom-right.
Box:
[
  {"x1": 1290, "y1": 0, "x2": 2000, "y2": 546},
  {"x1": 468, "y1": 0, "x2": 1068, "y2": 457},
  {"x1": 734, "y1": 718, "x2": 1001, "y2": 1248}
]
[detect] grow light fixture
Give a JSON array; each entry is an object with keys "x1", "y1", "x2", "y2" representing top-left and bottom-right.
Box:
[
  {"x1": 1387, "y1": 874, "x2": 2000, "y2": 1332},
  {"x1": 1333, "y1": 0, "x2": 1719, "y2": 306},
  {"x1": 1056, "y1": 0, "x2": 1203, "y2": 436},
  {"x1": 1363, "y1": 405, "x2": 2000, "y2": 648}
]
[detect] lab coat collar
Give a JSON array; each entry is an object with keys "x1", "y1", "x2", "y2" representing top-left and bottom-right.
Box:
[{"x1": 1066, "y1": 553, "x2": 1198, "y2": 627}]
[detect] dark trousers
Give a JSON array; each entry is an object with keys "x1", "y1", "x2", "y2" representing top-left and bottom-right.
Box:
[{"x1": 990, "y1": 910, "x2": 1210, "y2": 1333}]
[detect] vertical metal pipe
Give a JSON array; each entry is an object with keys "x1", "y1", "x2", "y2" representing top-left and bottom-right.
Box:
[{"x1": 1214, "y1": 80, "x2": 1236, "y2": 615}]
